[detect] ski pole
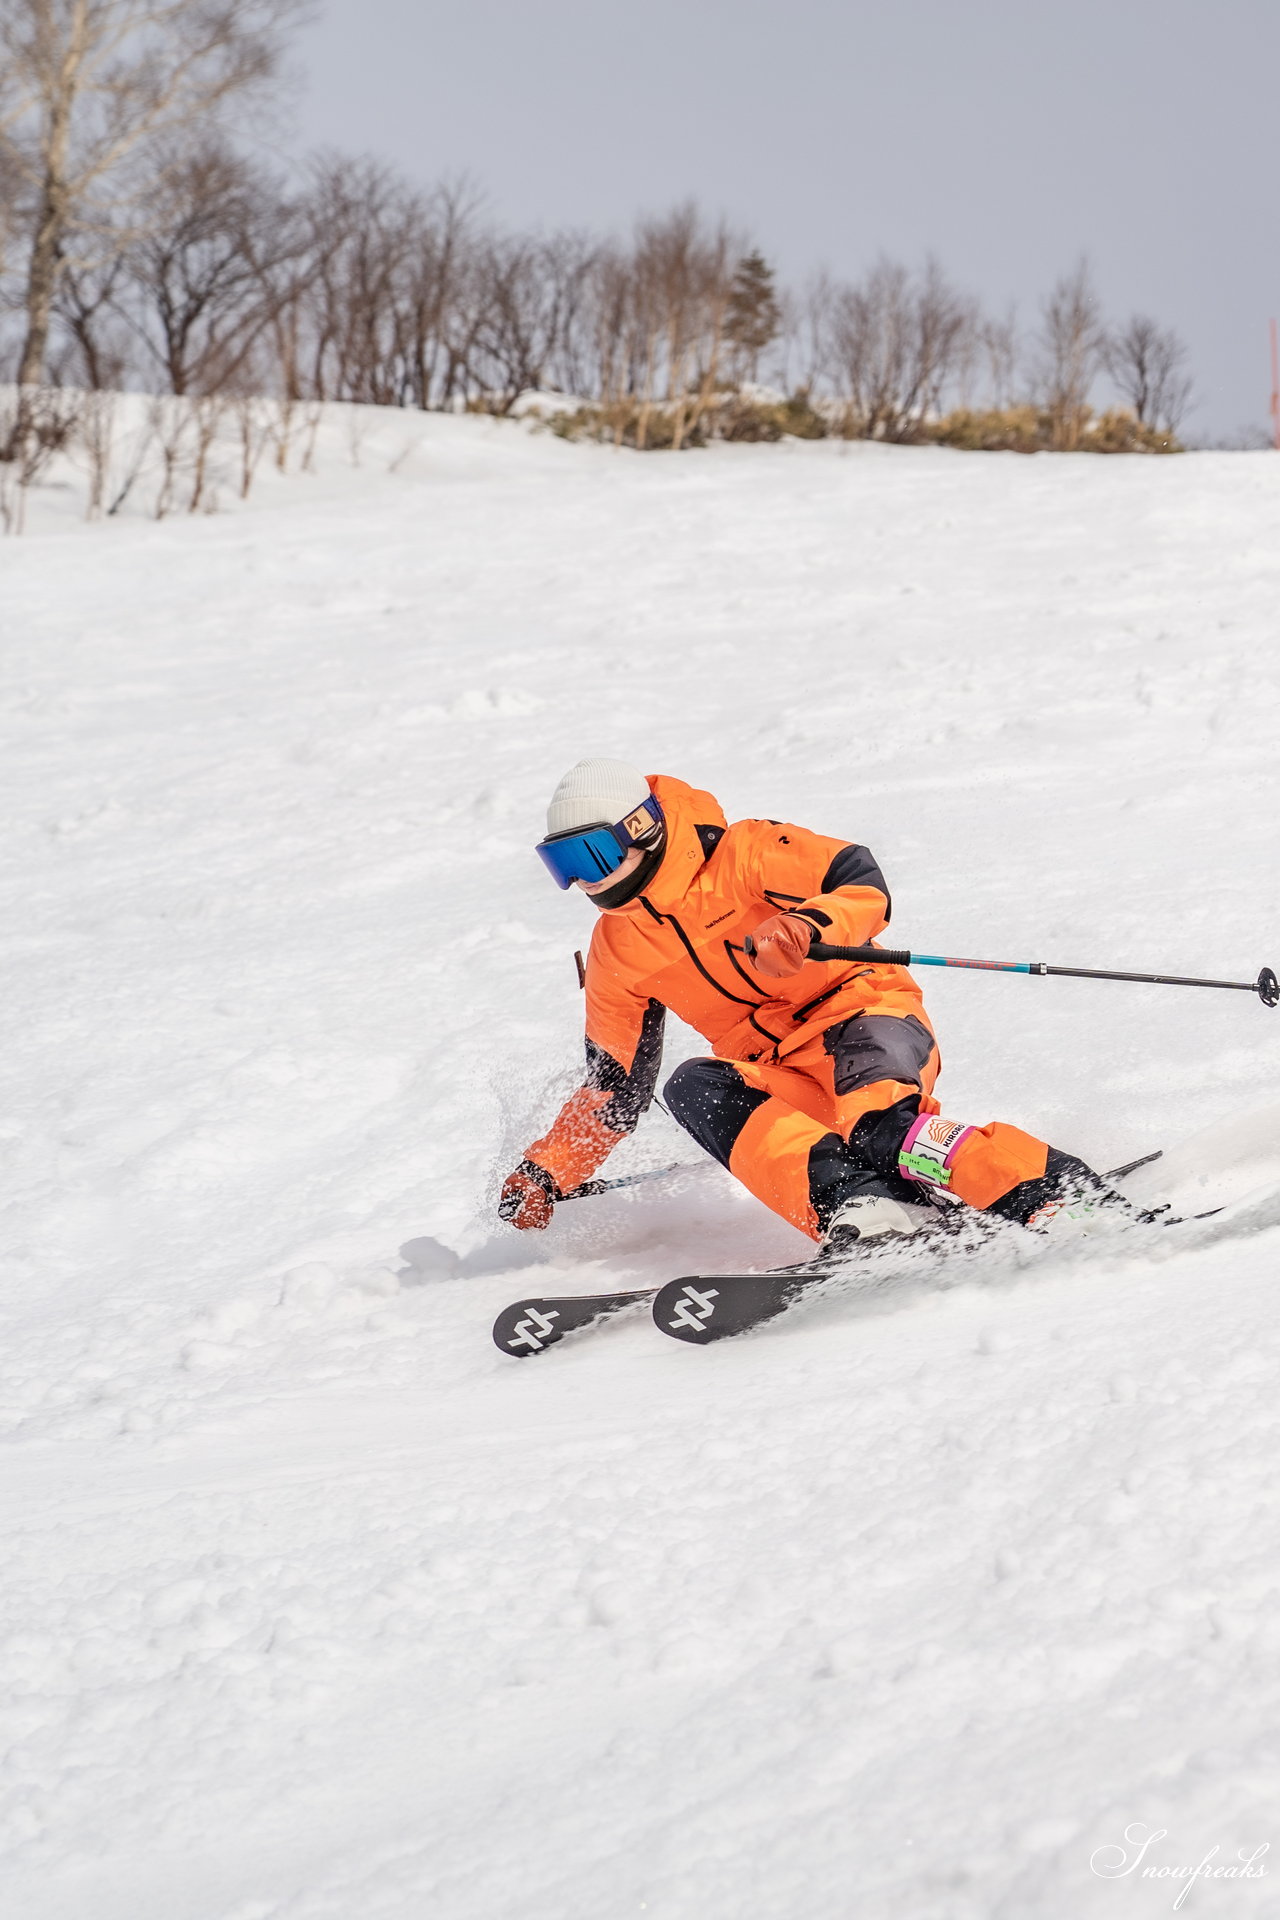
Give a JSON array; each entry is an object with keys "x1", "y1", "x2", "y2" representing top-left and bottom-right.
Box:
[
  {"x1": 776, "y1": 940, "x2": 1279, "y2": 1008},
  {"x1": 560, "y1": 1162, "x2": 709, "y2": 1202}
]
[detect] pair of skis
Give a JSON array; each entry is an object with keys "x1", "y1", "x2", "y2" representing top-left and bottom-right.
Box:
[
  {"x1": 493, "y1": 1151, "x2": 1171, "y2": 1357},
  {"x1": 493, "y1": 1264, "x2": 824, "y2": 1356}
]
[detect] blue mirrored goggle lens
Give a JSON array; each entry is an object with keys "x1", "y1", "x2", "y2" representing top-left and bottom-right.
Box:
[
  {"x1": 536, "y1": 795, "x2": 664, "y2": 890},
  {"x1": 536, "y1": 823, "x2": 627, "y2": 890}
]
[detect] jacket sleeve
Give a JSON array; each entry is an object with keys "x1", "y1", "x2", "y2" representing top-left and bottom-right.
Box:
[
  {"x1": 790, "y1": 841, "x2": 893, "y2": 950},
  {"x1": 743, "y1": 823, "x2": 892, "y2": 952},
  {"x1": 524, "y1": 964, "x2": 666, "y2": 1196}
]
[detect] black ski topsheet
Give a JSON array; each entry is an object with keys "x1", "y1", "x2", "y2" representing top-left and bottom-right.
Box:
[
  {"x1": 492, "y1": 1287, "x2": 656, "y2": 1356},
  {"x1": 650, "y1": 1147, "x2": 1175, "y2": 1345},
  {"x1": 652, "y1": 1255, "x2": 888, "y2": 1345},
  {"x1": 652, "y1": 1191, "x2": 1239, "y2": 1348},
  {"x1": 653, "y1": 1269, "x2": 821, "y2": 1344}
]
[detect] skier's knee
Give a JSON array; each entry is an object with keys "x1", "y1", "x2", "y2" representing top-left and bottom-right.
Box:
[
  {"x1": 664, "y1": 1056, "x2": 727, "y2": 1125},
  {"x1": 663, "y1": 1058, "x2": 769, "y2": 1170}
]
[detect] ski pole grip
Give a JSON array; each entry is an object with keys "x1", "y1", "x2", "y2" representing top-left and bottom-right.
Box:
[
  {"x1": 808, "y1": 941, "x2": 913, "y2": 966},
  {"x1": 741, "y1": 934, "x2": 912, "y2": 966}
]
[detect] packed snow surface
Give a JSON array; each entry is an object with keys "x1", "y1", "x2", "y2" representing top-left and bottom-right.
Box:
[{"x1": 2, "y1": 415, "x2": 1280, "y2": 1920}]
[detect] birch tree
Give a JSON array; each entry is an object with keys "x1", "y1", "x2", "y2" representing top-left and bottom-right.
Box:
[
  {"x1": 1103, "y1": 314, "x2": 1193, "y2": 434},
  {"x1": 0, "y1": 0, "x2": 305, "y2": 392},
  {"x1": 1035, "y1": 258, "x2": 1102, "y2": 450}
]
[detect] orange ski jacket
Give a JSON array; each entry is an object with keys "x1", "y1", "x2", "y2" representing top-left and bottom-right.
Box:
[{"x1": 525, "y1": 775, "x2": 930, "y2": 1197}]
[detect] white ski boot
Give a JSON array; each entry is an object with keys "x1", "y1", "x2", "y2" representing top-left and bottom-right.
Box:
[{"x1": 821, "y1": 1192, "x2": 927, "y2": 1258}]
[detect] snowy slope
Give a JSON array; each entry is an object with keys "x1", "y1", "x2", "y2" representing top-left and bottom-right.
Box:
[{"x1": 2, "y1": 414, "x2": 1280, "y2": 1919}]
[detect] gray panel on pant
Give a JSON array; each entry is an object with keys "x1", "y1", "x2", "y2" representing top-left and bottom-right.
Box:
[{"x1": 824, "y1": 1013, "x2": 936, "y2": 1097}]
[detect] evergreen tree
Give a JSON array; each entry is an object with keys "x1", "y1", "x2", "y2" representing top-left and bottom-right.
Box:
[{"x1": 724, "y1": 250, "x2": 781, "y2": 383}]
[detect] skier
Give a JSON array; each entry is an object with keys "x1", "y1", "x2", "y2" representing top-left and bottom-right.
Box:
[{"x1": 499, "y1": 760, "x2": 1125, "y2": 1250}]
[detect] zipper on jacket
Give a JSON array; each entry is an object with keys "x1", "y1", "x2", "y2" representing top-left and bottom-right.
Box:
[
  {"x1": 640, "y1": 900, "x2": 772, "y2": 1011},
  {"x1": 723, "y1": 940, "x2": 767, "y2": 994},
  {"x1": 791, "y1": 967, "x2": 873, "y2": 1023}
]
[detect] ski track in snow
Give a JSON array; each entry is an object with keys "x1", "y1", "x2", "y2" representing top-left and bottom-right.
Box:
[{"x1": 2, "y1": 413, "x2": 1279, "y2": 1918}]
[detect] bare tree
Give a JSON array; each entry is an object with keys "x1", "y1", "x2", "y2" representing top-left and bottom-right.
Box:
[
  {"x1": 780, "y1": 270, "x2": 835, "y2": 401},
  {"x1": 576, "y1": 242, "x2": 637, "y2": 442},
  {"x1": 188, "y1": 389, "x2": 229, "y2": 504},
  {"x1": 830, "y1": 256, "x2": 968, "y2": 441},
  {"x1": 95, "y1": 395, "x2": 155, "y2": 513},
  {"x1": 633, "y1": 205, "x2": 699, "y2": 446},
  {"x1": 1103, "y1": 313, "x2": 1193, "y2": 434},
  {"x1": 227, "y1": 367, "x2": 275, "y2": 495},
  {"x1": 396, "y1": 176, "x2": 482, "y2": 409},
  {"x1": 626, "y1": 220, "x2": 665, "y2": 450},
  {"x1": 0, "y1": 138, "x2": 24, "y2": 280},
  {"x1": 471, "y1": 229, "x2": 596, "y2": 411},
  {"x1": 0, "y1": 383, "x2": 79, "y2": 529},
  {"x1": 122, "y1": 141, "x2": 280, "y2": 396},
  {"x1": 52, "y1": 243, "x2": 133, "y2": 386},
  {"x1": 239, "y1": 177, "x2": 315, "y2": 458},
  {"x1": 0, "y1": 0, "x2": 306, "y2": 394},
  {"x1": 1035, "y1": 258, "x2": 1102, "y2": 450},
  {"x1": 679, "y1": 216, "x2": 734, "y2": 447},
  {"x1": 981, "y1": 303, "x2": 1020, "y2": 410},
  {"x1": 624, "y1": 203, "x2": 738, "y2": 448},
  {"x1": 74, "y1": 384, "x2": 117, "y2": 516},
  {"x1": 291, "y1": 154, "x2": 420, "y2": 406},
  {"x1": 539, "y1": 231, "x2": 604, "y2": 401},
  {"x1": 914, "y1": 257, "x2": 971, "y2": 423},
  {"x1": 147, "y1": 389, "x2": 192, "y2": 515}
]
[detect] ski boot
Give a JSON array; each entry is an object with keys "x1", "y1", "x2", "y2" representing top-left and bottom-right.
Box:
[
  {"x1": 993, "y1": 1151, "x2": 1138, "y2": 1242},
  {"x1": 816, "y1": 1164, "x2": 942, "y2": 1265}
]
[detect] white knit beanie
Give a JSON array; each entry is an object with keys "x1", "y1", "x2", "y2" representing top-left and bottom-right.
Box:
[{"x1": 546, "y1": 758, "x2": 651, "y2": 835}]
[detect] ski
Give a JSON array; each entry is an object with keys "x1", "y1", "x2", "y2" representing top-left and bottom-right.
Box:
[
  {"x1": 650, "y1": 1192, "x2": 1235, "y2": 1347},
  {"x1": 652, "y1": 1249, "x2": 894, "y2": 1346},
  {"x1": 491, "y1": 1148, "x2": 1233, "y2": 1357},
  {"x1": 649, "y1": 1146, "x2": 1164, "y2": 1345},
  {"x1": 492, "y1": 1286, "x2": 657, "y2": 1357},
  {"x1": 1106, "y1": 1148, "x2": 1162, "y2": 1181}
]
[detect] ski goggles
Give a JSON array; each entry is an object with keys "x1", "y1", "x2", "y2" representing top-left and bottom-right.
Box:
[{"x1": 536, "y1": 794, "x2": 664, "y2": 890}]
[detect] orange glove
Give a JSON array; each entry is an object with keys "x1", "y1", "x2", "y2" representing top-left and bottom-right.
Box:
[
  {"x1": 498, "y1": 1162, "x2": 558, "y2": 1229},
  {"x1": 747, "y1": 912, "x2": 814, "y2": 979}
]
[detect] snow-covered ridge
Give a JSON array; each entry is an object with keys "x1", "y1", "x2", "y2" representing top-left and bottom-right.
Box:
[{"x1": 1, "y1": 418, "x2": 1278, "y2": 1917}]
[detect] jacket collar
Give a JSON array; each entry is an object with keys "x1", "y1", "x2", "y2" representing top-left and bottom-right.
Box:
[{"x1": 605, "y1": 773, "x2": 727, "y2": 918}]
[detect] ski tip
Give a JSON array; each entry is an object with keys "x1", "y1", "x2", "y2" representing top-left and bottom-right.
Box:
[
  {"x1": 1107, "y1": 1147, "x2": 1163, "y2": 1182},
  {"x1": 653, "y1": 1276, "x2": 724, "y2": 1344},
  {"x1": 492, "y1": 1287, "x2": 657, "y2": 1357},
  {"x1": 492, "y1": 1300, "x2": 567, "y2": 1357},
  {"x1": 653, "y1": 1271, "x2": 802, "y2": 1344}
]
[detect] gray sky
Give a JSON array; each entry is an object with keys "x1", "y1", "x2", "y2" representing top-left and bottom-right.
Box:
[{"x1": 292, "y1": 0, "x2": 1280, "y2": 438}]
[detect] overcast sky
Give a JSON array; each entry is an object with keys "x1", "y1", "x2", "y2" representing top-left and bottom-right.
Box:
[{"x1": 291, "y1": 0, "x2": 1279, "y2": 438}]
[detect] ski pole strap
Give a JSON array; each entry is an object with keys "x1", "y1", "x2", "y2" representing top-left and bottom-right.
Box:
[{"x1": 804, "y1": 944, "x2": 1277, "y2": 1007}]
